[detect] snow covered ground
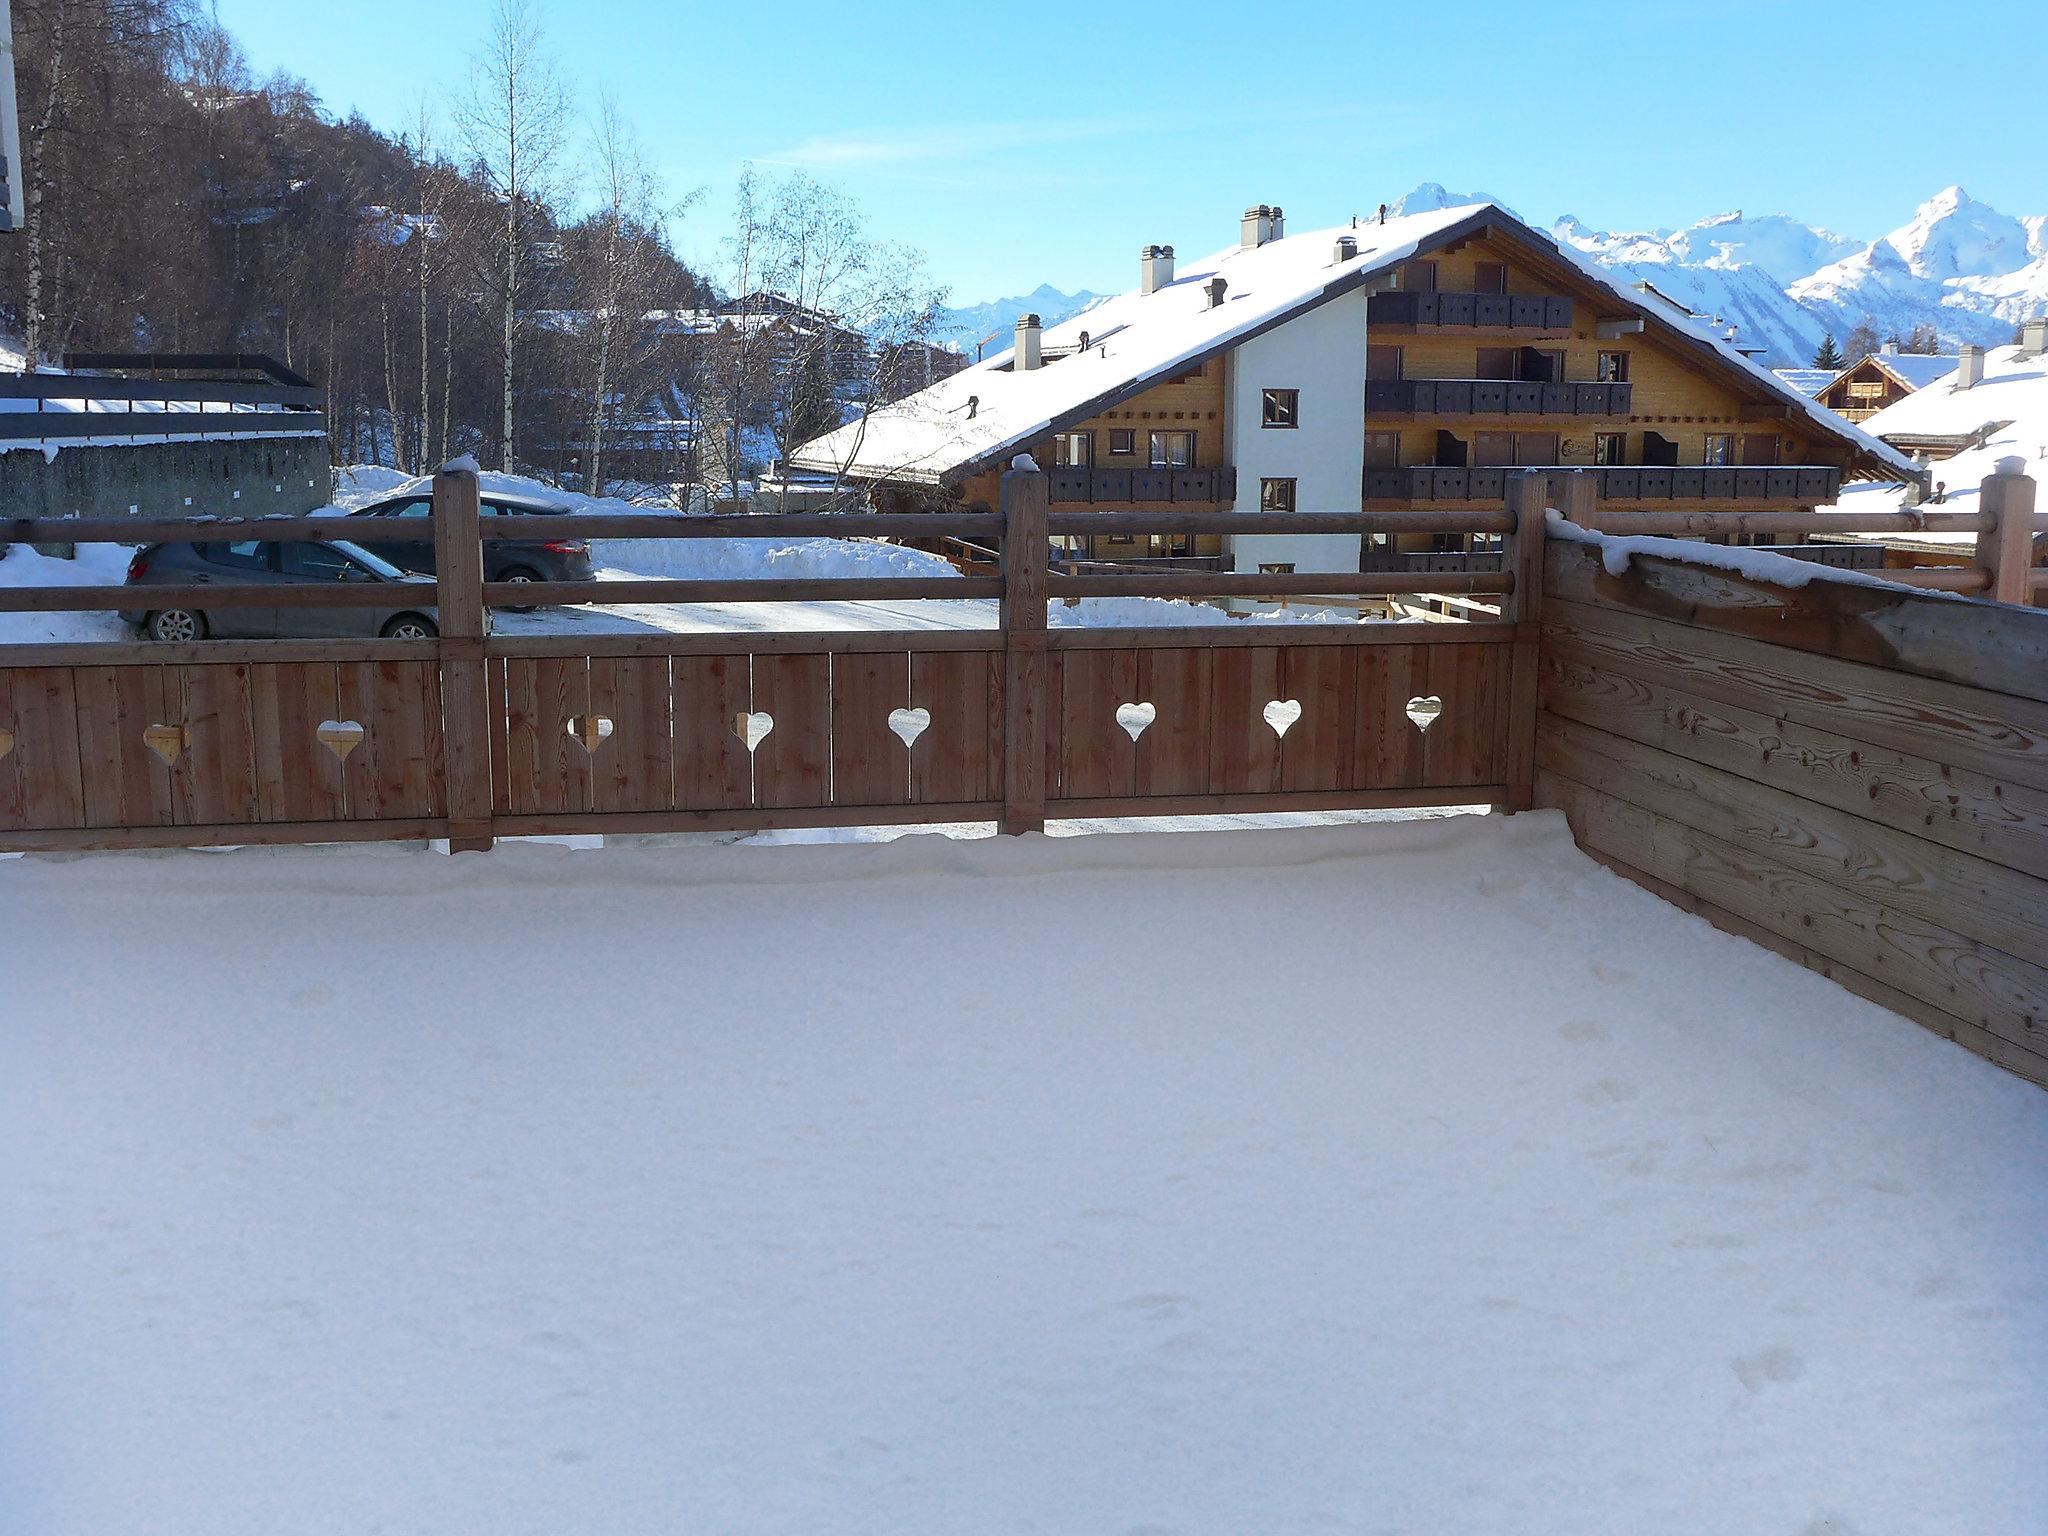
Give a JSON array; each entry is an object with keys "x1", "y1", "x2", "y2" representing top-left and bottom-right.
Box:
[{"x1": 3, "y1": 812, "x2": 2044, "y2": 1536}]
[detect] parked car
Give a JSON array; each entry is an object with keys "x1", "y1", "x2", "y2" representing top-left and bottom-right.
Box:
[
  {"x1": 121, "y1": 538, "x2": 440, "y2": 642},
  {"x1": 344, "y1": 487, "x2": 594, "y2": 600}
]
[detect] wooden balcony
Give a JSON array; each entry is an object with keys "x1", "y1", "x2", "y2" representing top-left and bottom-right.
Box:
[
  {"x1": 1367, "y1": 291, "x2": 1573, "y2": 334},
  {"x1": 1046, "y1": 466, "x2": 1238, "y2": 506},
  {"x1": 1364, "y1": 378, "x2": 1631, "y2": 418},
  {"x1": 1362, "y1": 465, "x2": 1845, "y2": 508}
]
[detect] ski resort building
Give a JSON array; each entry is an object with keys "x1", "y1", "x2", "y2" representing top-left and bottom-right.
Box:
[
  {"x1": 787, "y1": 201, "x2": 1918, "y2": 578},
  {"x1": 1815, "y1": 342, "x2": 1962, "y2": 422}
]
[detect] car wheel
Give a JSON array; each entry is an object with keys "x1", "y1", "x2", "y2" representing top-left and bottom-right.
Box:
[
  {"x1": 147, "y1": 608, "x2": 207, "y2": 643},
  {"x1": 381, "y1": 614, "x2": 439, "y2": 640},
  {"x1": 497, "y1": 566, "x2": 542, "y2": 613}
]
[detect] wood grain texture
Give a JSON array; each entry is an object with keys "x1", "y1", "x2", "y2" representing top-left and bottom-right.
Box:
[
  {"x1": 1055, "y1": 648, "x2": 1138, "y2": 801},
  {"x1": 751, "y1": 652, "x2": 831, "y2": 809},
  {"x1": 73, "y1": 665, "x2": 175, "y2": 828},
  {"x1": 910, "y1": 650, "x2": 1001, "y2": 805},
  {"x1": 588, "y1": 656, "x2": 673, "y2": 815},
  {"x1": 248, "y1": 662, "x2": 345, "y2": 824},
  {"x1": 339, "y1": 660, "x2": 445, "y2": 820},
  {"x1": 1206, "y1": 646, "x2": 1284, "y2": 795},
  {"x1": 830, "y1": 651, "x2": 911, "y2": 808},
  {"x1": 500, "y1": 657, "x2": 590, "y2": 817},
  {"x1": 671, "y1": 655, "x2": 752, "y2": 812},
  {"x1": 174, "y1": 664, "x2": 258, "y2": 827},
  {"x1": 1134, "y1": 648, "x2": 1212, "y2": 798}
]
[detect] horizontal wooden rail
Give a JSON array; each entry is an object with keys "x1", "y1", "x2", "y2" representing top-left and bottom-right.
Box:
[
  {"x1": 7, "y1": 515, "x2": 365, "y2": 544},
  {"x1": 1046, "y1": 510, "x2": 1516, "y2": 537},
  {"x1": 0, "y1": 412, "x2": 326, "y2": 442},
  {"x1": 1876, "y1": 567, "x2": 1995, "y2": 593},
  {"x1": 481, "y1": 576, "x2": 1003, "y2": 606},
  {"x1": 1581, "y1": 508, "x2": 2013, "y2": 538},
  {"x1": 1046, "y1": 571, "x2": 1515, "y2": 599},
  {"x1": 486, "y1": 629, "x2": 1004, "y2": 659},
  {"x1": 0, "y1": 376, "x2": 324, "y2": 408},
  {"x1": 0, "y1": 637, "x2": 440, "y2": 666},
  {"x1": 0, "y1": 582, "x2": 437, "y2": 612},
  {"x1": 482, "y1": 511, "x2": 1008, "y2": 541}
]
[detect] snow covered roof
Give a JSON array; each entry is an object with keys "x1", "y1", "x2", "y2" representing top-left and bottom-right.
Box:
[
  {"x1": 1772, "y1": 367, "x2": 1835, "y2": 397},
  {"x1": 1828, "y1": 342, "x2": 2048, "y2": 545},
  {"x1": 791, "y1": 202, "x2": 1919, "y2": 488},
  {"x1": 1859, "y1": 351, "x2": 1962, "y2": 392}
]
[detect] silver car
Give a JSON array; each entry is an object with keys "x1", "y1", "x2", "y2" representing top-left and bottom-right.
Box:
[{"x1": 120, "y1": 538, "x2": 440, "y2": 642}]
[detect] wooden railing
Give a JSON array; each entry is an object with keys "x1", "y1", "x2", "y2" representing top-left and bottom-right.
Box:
[
  {"x1": 1365, "y1": 464, "x2": 1845, "y2": 506},
  {"x1": 1367, "y1": 291, "x2": 1574, "y2": 331},
  {"x1": 1365, "y1": 379, "x2": 1632, "y2": 417},
  {"x1": 1045, "y1": 466, "x2": 1237, "y2": 505},
  {"x1": 0, "y1": 359, "x2": 326, "y2": 443}
]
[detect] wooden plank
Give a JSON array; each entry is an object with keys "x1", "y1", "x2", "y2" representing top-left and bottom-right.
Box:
[
  {"x1": 1134, "y1": 648, "x2": 1211, "y2": 798},
  {"x1": 0, "y1": 639, "x2": 440, "y2": 668},
  {"x1": 1056, "y1": 787, "x2": 1500, "y2": 819},
  {"x1": 487, "y1": 656, "x2": 512, "y2": 818},
  {"x1": 433, "y1": 466, "x2": 494, "y2": 850},
  {"x1": 1207, "y1": 646, "x2": 1284, "y2": 795},
  {"x1": 910, "y1": 650, "x2": 1001, "y2": 805},
  {"x1": 588, "y1": 655, "x2": 674, "y2": 814},
  {"x1": 338, "y1": 660, "x2": 446, "y2": 820},
  {"x1": 490, "y1": 629, "x2": 1005, "y2": 661},
  {"x1": 499, "y1": 656, "x2": 590, "y2": 817},
  {"x1": 1002, "y1": 468, "x2": 1050, "y2": 835},
  {"x1": 751, "y1": 652, "x2": 831, "y2": 809},
  {"x1": 830, "y1": 651, "x2": 910, "y2": 808},
  {"x1": 1050, "y1": 622, "x2": 1516, "y2": 652},
  {"x1": 1552, "y1": 803, "x2": 2048, "y2": 1091},
  {"x1": 247, "y1": 662, "x2": 346, "y2": 824},
  {"x1": 671, "y1": 655, "x2": 752, "y2": 811},
  {"x1": 1352, "y1": 645, "x2": 1428, "y2": 790},
  {"x1": 1539, "y1": 638, "x2": 2048, "y2": 883},
  {"x1": 0, "y1": 669, "x2": 22, "y2": 830},
  {"x1": 72, "y1": 665, "x2": 175, "y2": 829},
  {"x1": 10, "y1": 668, "x2": 88, "y2": 830},
  {"x1": 492, "y1": 802, "x2": 1002, "y2": 839},
  {"x1": 1540, "y1": 712, "x2": 2048, "y2": 964},
  {"x1": 1544, "y1": 596, "x2": 2048, "y2": 794},
  {"x1": 0, "y1": 817, "x2": 446, "y2": 854},
  {"x1": 1047, "y1": 572, "x2": 1514, "y2": 599},
  {"x1": 1545, "y1": 539, "x2": 2048, "y2": 706},
  {"x1": 483, "y1": 576, "x2": 1002, "y2": 608},
  {"x1": 1278, "y1": 645, "x2": 1355, "y2": 794},
  {"x1": 173, "y1": 664, "x2": 259, "y2": 827},
  {"x1": 1055, "y1": 648, "x2": 1137, "y2": 801},
  {"x1": 1537, "y1": 769, "x2": 2048, "y2": 1064},
  {"x1": 1420, "y1": 643, "x2": 1503, "y2": 788}
]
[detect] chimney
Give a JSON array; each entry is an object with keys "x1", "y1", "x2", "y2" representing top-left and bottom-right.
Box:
[
  {"x1": 1955, "y1": 343, "x2": 1983, "y2": 390},
  {"x1": 1140, "y1": 244, "x2": 1175, "y2": 295},
  {"x1": 1333, "y1": 234, "x2": 1358, "y2": 263},
  {"x1": 2024, "y1": 316, "x2": 2048, "y2": 356},
  {"x1": 1240, "y1": 204, "x2": 1283, "y2": 248},
  {"x1": 1205, "y1": 276, "x2": 1229, "y2": 310},
  {"x1": 1880, "y1": 339, "x2": 1898, "y2": 355},
  {"x1": 1014, "y1": 313, "x2": 1041, "y2": 372}
]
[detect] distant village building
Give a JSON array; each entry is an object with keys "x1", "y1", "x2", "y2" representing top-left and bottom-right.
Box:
[
  {"x1": 789, "y1": 201, "x2": 1915, "y2": 579},
  {"x1": 1814, "y1": 343, "x2": 1960, "y2": 422}
]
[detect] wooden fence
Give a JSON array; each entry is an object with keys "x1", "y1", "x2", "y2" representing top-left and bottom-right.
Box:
[{"x1": 3, "y1": 464, "x2": 2045, "y2": 1087}]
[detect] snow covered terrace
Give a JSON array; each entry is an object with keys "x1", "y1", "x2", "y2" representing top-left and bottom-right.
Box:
[{"x1": 4, "y1": 814, "x2": 2046, "y2": 1535}]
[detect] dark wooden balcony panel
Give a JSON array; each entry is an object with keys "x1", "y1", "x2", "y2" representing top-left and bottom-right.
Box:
[
  {"x1": 1368, "y1": 291, "x2": 1574, "y2": 332},
  {"x1": 1047, "y1": 466, "x2": 1236, "y2": 506},
  {"x1": 1360, "y1": 464, "x2": 1844, "y2": 505}
]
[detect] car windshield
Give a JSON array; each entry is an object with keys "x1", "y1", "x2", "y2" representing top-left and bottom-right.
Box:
[{"x1": 326, "y1": 540, "x2": 408, "y2": 579}]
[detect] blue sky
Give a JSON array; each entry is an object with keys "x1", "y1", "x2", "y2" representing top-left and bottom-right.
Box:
[{"x1": 214, "y1": 0, "x2": 2048, "y2": 305}]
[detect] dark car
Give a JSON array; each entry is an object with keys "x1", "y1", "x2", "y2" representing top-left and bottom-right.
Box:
[
  {"x1": 345, "y1": 487, "x2": 594, "y2": 598},
  {"x1": 120, "y1": 538, "x2": 440, "y2": 642}
]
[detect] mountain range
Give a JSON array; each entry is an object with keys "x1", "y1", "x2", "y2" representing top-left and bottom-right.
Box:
[{"x1": 938, "y1": 184, "x2": 2048, "y2": 370}]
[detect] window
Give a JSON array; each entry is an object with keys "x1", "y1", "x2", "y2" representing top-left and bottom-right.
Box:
[
  {"x1": 1597, "y1": 351, "x2": 1630, "y2": 383},
  {"x1": 1366, "y1": 346, "x2": 1404, "y2": 381},
  {"x1": 1148, "y1": 430, "x2": 1195, "y2": 468},
  {"x1": 1396, "y1": 260, "x2": 1437, "y2": 293},
  {"x1": 1108, "y1": 428, "x2": 1136, "y2": 456},
  {"x1": 1259, "y1": 477, "x2": 1297, "y2": 512},
  {"x1": 281, "y1": 543, "x2": 359, "y2": 579},
  {"x1": 1258, "y1": 562, "x2": 1296, "y2": 575},
  {"x1": 1595, "y1": 432, "x2": 1627, "y2": 466},
  {"x1": 194, "y1": 539, "x2": 272, "y2": 571},
  {"x1": 1474, "y1": 432, "x2": 1516, "y2": 467},
  {"x1": 1475, "y1": 347, "x2": 1518, "y2": 381},
  {"x1": 1703, "y1": 433, "x2": 1736, "y2": 466},
  {"x1": 1741, "y1": 434, "x2": 1780, "y2": 467},
  {"x1": 1514, "y1": 432, "x2": 1558, "y2": 464},
  {"x1": 1474, "y1": 262, "x2": 1509, "y2": 294},
  {"x1": 377, "y1": 498, "x2": 432, "y2": 519},
  {"x1": 1261, "y1": 388, "x2": 1299, "y2": 429},
  {"x1": 1054, "y1": 431, "x2": 1093, "y2": 468},
  {"x1": 1363, "y1": 431, "x2": 1401, "y2": 469}
]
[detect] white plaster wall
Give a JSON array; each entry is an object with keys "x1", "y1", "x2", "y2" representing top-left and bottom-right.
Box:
[{"x1": 1224, "y1": 288, "x2": 1367, "y2": 577}]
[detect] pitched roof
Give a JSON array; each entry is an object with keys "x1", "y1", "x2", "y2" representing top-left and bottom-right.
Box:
[
  {"x1": 1861, "y1": 351, "x2": 1962, "y2": 391},
  {"x1": 1772, "y1": 367, "x2": 1835, "y2": 397},
  {"x1": 789, "y1": 201, "x2": 1919, "y2": 487}
]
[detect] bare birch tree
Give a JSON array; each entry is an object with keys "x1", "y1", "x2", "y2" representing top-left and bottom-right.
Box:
[{"x1": 457, "y1": 0, "x2": 568, "y2": 471}]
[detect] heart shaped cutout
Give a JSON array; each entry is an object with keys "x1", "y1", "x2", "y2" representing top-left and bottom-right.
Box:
[
  {"x1": 566, "y1": 715, "x2": 615, "y2": 753},
  {"x1": 733, "y1": 710, "x2": 774, "y2": 752},
  {"x1": 316, "y1": 719, "x2": 367, "y2": 762},
  {"x1": 143, "y1": 723, "x2": 188, "y2": 767},
  {"x1": 1262, "y1": 699, "x2": 1303, "y2": 739},
  {"x1": 887, "y1": 707, "x2": 931, "y2": 750},
  {"x1": 0, "y1": 726, "x2": 13, "y2": 763},
  {"x1": 1405, "y1": 695, "x2": 1444, "y2": 733},
  {"x1": 1115, "y1": 701, "x2": 1156, "y2": 742}
]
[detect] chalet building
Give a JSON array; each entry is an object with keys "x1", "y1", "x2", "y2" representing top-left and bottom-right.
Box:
[
  {"x1": 787, "y1": 201, "x2": 1916, "y2": 580},
  {"x1": 1814, "y1": 344, "x2": 1961, "y2": 422}
]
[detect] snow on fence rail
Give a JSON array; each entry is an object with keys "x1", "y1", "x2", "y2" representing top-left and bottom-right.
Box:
[{"x1": 3, "y1": 464, "x2": 2046, "y2": 1088}]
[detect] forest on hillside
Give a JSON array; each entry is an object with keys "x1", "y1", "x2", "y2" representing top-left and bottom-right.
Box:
[{"x1": 0, "y1": 0, "x2": 946, "y2": 497}]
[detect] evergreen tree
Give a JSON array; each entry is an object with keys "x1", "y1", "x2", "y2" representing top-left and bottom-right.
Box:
[{"x1": 1811, "y1": 333, "x2": 1843, "y2": 370}]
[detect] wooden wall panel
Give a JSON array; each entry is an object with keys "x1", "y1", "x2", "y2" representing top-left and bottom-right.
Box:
[
  {"x1": 0, "y1": 668, "x2": 24, "y2": 829},
  {"x1": 73, "y1": 665, "x2": 176, "y2": 829},
  {"x1": 500, "y1": 657, "x2": 590, "y2": 817},
  {"x1": 8, "y1": 667, "x2": 86, "y2": 830},
  {"x1": 831, "y1": 651, "x2": 911, "y2": 808},
  {"x1": 1277, "y1": 646, "x2": 1355, "y2": 794},
  {"x1": 339, "y1": 660, "x2": 445, "y2": 820},
  {"x1": 588, "y1": 656, "x2": 674, "y2": 815},
  {"x1": 910, "y1": 650, "x2": 1001, "y2": 805},
  {"x1": 752, "y1": 653, "x2": 831, "y2": 809},
  {"x1": 671, "y1": 655, "x2": 752, "y2": 811},
  {"x1": 1133, "y1": 648, "x2": 1211, "y2": 797},
  {"x1": 1353, "y1": 646, "x2": 1429, "y2": 789},
  {"x1": 1207, "y1": 647, "x2": 1284, "y2": 795},
  {"x1": 1057, "y1": 648, "x2": 1138, "y2": 800},
  {"x1": 174, "y1": 663, "x2": 259, "y2": 827},
  {"x1": 248, "y1": 662, "x2": 345, "y2": 824}
]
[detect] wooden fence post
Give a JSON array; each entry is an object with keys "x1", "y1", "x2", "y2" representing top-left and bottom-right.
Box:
[
  {"x1": 432, "y1": 465, "x2": 495, "y2": 852},
  {"x1": 1000, "y1": 467, "x2": 1049, "y2": 836},
  {"x1": 1501, "y1": 470, "x2": 1550, "y2": 813},
  {"x1": 1974, "y1": 463, "x2": 2038, "y2": 606},
  {"x1": 1560, "y1": 467, "x2": 1599, "y2": 533}
]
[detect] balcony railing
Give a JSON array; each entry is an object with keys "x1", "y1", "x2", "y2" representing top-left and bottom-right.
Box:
[
  {"x1": 1046, "y1": 466, "x2": 1238, "y2": 505},
  {"x1": 1365, "y1": 378, "x2": 1632, "y2": 417},
  {"x1": 1367, "y1": 291, "x2": 1574, "y2": 331},
  {"x1": 1362, "y1": 465, "x2": 1844, "y2": 505}
]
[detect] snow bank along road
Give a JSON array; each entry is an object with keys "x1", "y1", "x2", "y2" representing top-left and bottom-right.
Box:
[{"x1": 3, "y1": 814, "x2": 2045, "y2": 1535}]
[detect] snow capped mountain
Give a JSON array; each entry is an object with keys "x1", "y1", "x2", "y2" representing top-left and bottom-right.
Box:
[{"x1": 932, "y1": 283, "x2": 1106, "y2": 356}]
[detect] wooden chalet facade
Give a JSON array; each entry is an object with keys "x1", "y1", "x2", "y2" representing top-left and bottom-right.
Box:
[
  {"x1": 787, "y1": 203, "x2": 1916, "y2": 581},
  {"x1": 1815, "y1": 347, "x2": 1960, "y2": 422}
]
